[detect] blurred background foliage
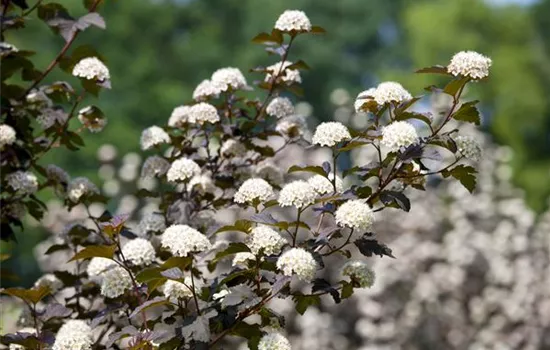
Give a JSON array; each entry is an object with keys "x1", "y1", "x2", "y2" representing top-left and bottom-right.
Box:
[{"x1": 2, "y1": 0, "x2": 549, "y2": 286}]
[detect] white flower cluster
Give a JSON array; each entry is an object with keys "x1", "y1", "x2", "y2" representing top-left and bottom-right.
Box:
[
  {"x1": 455, "y1": 135, "x2": 482, "y2": 162},
  {"x1": 72, "y1": 57, "x2": 110, "y2": 81},
  {"x1": 278, "y1": 180, "x2": 317, "y2": 208},
  {"x1": 34, "y1": 273, "x2": 63, "y2": 292},
  {"x1": 265, "y1": 61, "x2": 302, "y2": 85},
  {"x1": 234, "y1": 178, "x2": 274, "y2": 205},
  {"x1": 372, "y1": 81, "x2": 412, "y2": 105},
  {"x1": 254, "y1": 161, "x2": 284, "y2": 185},
  {"x1": 211, "y1": 67, "x2": 248, "y2": 91},
  {"x1": 335, "y1": 199, "x2": 374, "y2": 230},
  {"x1": 448, "y1": 50, "x2": 492, "y2": 80},
  {"x1": 7, "y1": 171, "x2": 38, "y2": 194},
  {"x1": 220, "y1": 139, "x2": 247, "y2": 157},
  {"x1": 87, "y1": 257, "x2": 116, "y2": 277},
  {"x1": 166, "y1": 158, "x2": 201, "y2": 183},
  {"x1": 37, "y1": 108, "x2": 67, "y2": 129},
  {"x1": 168, "y1": 105, "x2": 191, "y2": 127},
  {"x1": 188, "y1": 102, "x2": 220, "y2": 124},
  {"x1": 100, "y1": 266, "x2": 133, "y2": 298},
  {"x1": 140, "y1": 126, "x2": 170, "y2": 150},
  {"x1": 248, "y1": 225, "x2": 287, "y2": 256},
  {"x1": 77, "y1": 106, "x2": 107, "y2": 133},
  {"x1": 137, "y1": 213, "x2": 166, "y2": 236},
  {"x1": 258, "y1": 332, "x2": 292, "y2": 350},
  {"x1": 274, "y1": 10, "x2": 312, "y2": 32},
  {"x1": 121, "y1": 238, "x2": 156, "y2": 266},
  {"x1": 276, "y1": 114, "x2": 307, "y2": 139},
  {"x1": 342, "y1": 260, "x2": 375, "y2": 288},
  {"x1": 307, "y1": 174, "x2": 344, "y2": 196},
  {"x1": 266, "y1": 96, "x2": 295, "y2": 119},
  {"x1": 141, "y1": 155, "x2": 170, "y2": 178},
  {"x1": 46, "y1": 164, "x2": 70, "y2": 185},
  {"x1": 52, "y1": 320, "x2": 93, "y2": 350},
  {"x1": 67, "y1": 177, "x2": 99, "y2": 202},
  {"x1": 276, "y1": 248, "x2": 317, "y2": 281},
  {"x1": 381, "y1": 121, "x2": 419, "y2": 152},
  {"x1": 0, "y1": 124, "x2": 16, "y2": 149},
  {"x1": 193, "y1": 79, "x2": 224, "y2": 101},
  {"x1": 232, "y1": 252, "x2": 256, "y2": 267},
  {"x1": 161, "y1": 224, "x2": 212, "y2": 257},
  {"x1": 163, "y1": 278, "x2": 196, "y2": 299},
  {"x1": 312, "y1": 121, "x2": 351, "y2": 147},
  {"x1": 354, "y1": 88, "x2": 376, "y2": 112}
]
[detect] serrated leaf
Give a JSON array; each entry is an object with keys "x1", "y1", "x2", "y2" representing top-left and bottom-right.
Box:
[
  {"x1": 68, "y1": 245, "x2": 116, "y2": 262},
  {"x1": 340, "y1": 281, "x2": 354, "y2": 299},
  {"x1": 442, "y1": 165, "x2": 477, "y2": 193},
  {"x1": 287, "y1": 165, "x2": 327, "y2": 176},
  {"x1": 292, "y1": 294, "x2": 321, "y2": 315},
  {"x1": 312, "y1": 279, "x2": 340, "y2": 304},
  {"x1": 1, "y1": 286, "x2": 50, "y2": 304},
  {"x1": 310, "y1": 26, "x2": 326, "y2": 34},
  {"x1": 443, "y1": 77, "x2": 469, "y2": 96},
  {"x1": 338, "y1": 141, "x2": 368, "y2": 152},
  {"x1": 251, "y1": 32, "x2": 277, "y2": 45},
  {"x1": 354, "y1": 237, "x2": 395, "y2": 259},
  {"x1": 129, "y1": 297, "x2": 170, "y2": 318},
  {"x1": 395, "y1": 111, "x2": 432, "y2": 126},
  {"x1": 415, "y1": 65, "x2": 450, "y2": 75},
  {"x1": 453, "y1": 100, "x2": 481, "y2": 125},
  {"x1": 161, "y1": 257, "x2": 193, "y2": 271},
  {"x1": 379, "y1": 191, "x2": 411, "y2": 212},
  {"x1": 215, "y1": 220, "x2": 252, "y2": 234}
]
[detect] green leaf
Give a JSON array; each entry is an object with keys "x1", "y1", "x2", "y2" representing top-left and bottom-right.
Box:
[
  {"x1": 286, "y1": 60, "x2": 310, "y2": 70},
  {"x1": 443, "y1": 77, "x2": 469, "y2": 96},
  {"x1": 395, "y1": 111, "x2": 432, "y2": 126},
  {"x1": 415, "y1": 65, "x2": 450, "y2": 75},
  {"x1": 453, "y1": 100, "x2": 481, "y2": 125},
  {"x1": 68, "y1": 245, "x2": 117, "y2": 262},
  {"x1": 379, "y1": 191, "x2": 411, "y2": 212},
  {"x1": 251, "y1": 32, "x2": 278, "y2": 45},
  {"x1": 129, "y1": 297, "x2": 170, "y2": 318},
  {"x1": 340, "y1": 281, "x2": 354, "y2": 299},
  {"x1": 136, "y1": 267, "x2": 163, "y2": 283},
  {"x1": 287, "y1": 165, "x2": 327, "y2": 177},
  {"x1": 442, "y1": 165, "x2": 477, "y2": 193},
  {"x1": 310, "y1": 26, "x2": 326, "y2": 34},
  {"x1": 1, "y1": 285, "x2": 50, "y2": 304},
  {"x1": 215, "y1": 220, "x2": 253, "y2": 234},
  {"x1": 338, "y1": 141, "x2": 368, "y2": 152},
  {"x1": 160, "y1": 256, "x2": 193, "y2": 271},
  {"x1": 292, "y1": 294, "x2": 321, "y2": 315}
]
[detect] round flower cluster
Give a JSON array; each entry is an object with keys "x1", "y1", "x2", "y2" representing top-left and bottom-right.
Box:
[
  {"x1": 372, "y1": 81, "x2": 412, "y2": 105},
  {"x1": 46, "y1": 164, "x2": 70, "y2": 186},
  {"x1": 455, "y1": 135, "x2": 482, "y2": 162},
  {"x1": 0, "y1": 124, "x2": 16, "y2": 149},
  {"x1": 266, "y1": 97, "x2": 295, "y2": 119},
  {"x1": 9, "y1": 328, "x2": 35, "y2": 350},
  {"x1": 381, "y1": 121, "x2": 419, "y2": 152},
  {"x1": 211, "y1": 67, "x2": 248, "y2": 91},
  {"x1": 354, "y1": 88, "x2": 376, "y2": 112},
  {"x1": 72, "y1": 56, "x2": 110, "y2": 81},
  {"x1": 448, "y1": 51, "x2": 492, "y2": 80},
  {"x1": 188, "y1": 102, "x2": 220, "y2": 124},
  {"x1": 335, "y1": 199, "x2": 375, "y2": 230},
  {"x1": 307, "y1": 174, "x2": 344, "y2": 196},
  {"x1": 188, "y1": 173, "x2": 216, "y2": 194},
  {"x1": 232, "y1": 252, "x2": 256, "y2": 267},
  {"x1": 67, "y1": 177, "x2": 99, "y2": 203},
  {"x1": 192, "y1": 79, "x2": 224, "y2": 101},
  {"x1": 121, "y1": 238, "x2": 156, "y2": 266},
  {"x1": 254, "y1": 161, "x2": 284, "y2": 185},
  {"x1": 37, "y1": 108, "x2": 67, "y2": 129},
  {"x1": 248, "y1": 226, "x2": 287, "y2": 256},
  {"x1": 161, "y1": 225, "x2": 212, "y2": 257},
  {"x1": 276, "y1": 248, "x2": 317, "y2": 281},
  {"x1": 168, "y1": 105, "x2": 191, "y2": 127},
  {"x1": 163, "y1": 278, "x2": 196, "y2": 299},
  {"x1": 166, "y1": 158, "x2": 201, "y2": 183},
  {"x1": 274, "y1": 10, "x2": 312, "y2": 32},
  {"x1": 77, "y1": 106, "x2": 107, "y2": 133},
  {"x1": 140, "y1": 126, "x2": 170, "y2": 150},
  {"x1": 276, "y1": 115, "x2": 307, "y2": 139},
  {"x1": 141, "y1": 155, "x2": 170, "y2": 178},
  {"x1": 34, "y1": 273, "x2": 63, "y2": 292},
  {"x1": 52, "y1": 320, "x2": 93, "y2": 350},
  {"x1": 87, "y1": 257, "x2": 116, "y2": 277},
  {"x1": 312, "y1": 121, "x2": 351, "y2": 147},
  {"x1": 100, "y1": 266, "x2": 133, "y2": 298},
  {"x1": 278, "y1": 180, "x2": 317, "y2": 208},
  {"x1": 265, "y1": 61, "x2": 302, "y2": 85},
  {"x1": 137, "y1": 213, "x2": 166, "y2": 236},
  {"x1": 341, "y1": 260, "x2": 375, "y2": 288},
  {"x1": 234, "y1": 178, "x2": 274, "y2": 205},
  {"x1": 220, "y1": 139, "x2": 247, "y2": 157},
  {"x1": 7, "y1": 171, "x2": 38, "y2": 194}
]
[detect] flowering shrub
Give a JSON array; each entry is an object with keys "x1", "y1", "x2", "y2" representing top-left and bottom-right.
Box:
[{"x1": 1, "y1": 3, "x2": 493, "y2": 349}]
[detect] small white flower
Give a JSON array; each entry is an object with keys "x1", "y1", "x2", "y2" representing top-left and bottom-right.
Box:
[
  {"x1": 37, "y1": 108, "x2": 67, "y2": 129},
  {"x1": 46, "y1": 164, "x2": 70, "y2": 185},
  {"x1": 248, "y1": 225, "x2": 287, "y2": 256},
  {"x1": 278, "y1": 180, "x2": 317, "y2": 208},
  {"x1": 342, "y1": 260, "x2": 375, "y2": 288},
  {"x1": 455, "y1": 135, "x2": 482, "y2": 162},
  {"x1": 0, "y1": 124, "x2": 16, "y2": 149},
  {"x1": 372, "y1": 82, "x2": 412, "y2": 105},
  {"x1": 67, "y1": 177, "x2": 99, "y2": 202},
  {"x1": 448, "y1": 51, "x2": 492, "y2": 80},
  {"x1": 34, "y1": 274, "x2": 63, "y2": 292},
  {"x1": 193, "y1": 79, "x2": 224, "y2": 101},
  {"x1": 137, "y1": 213, "x2": 166, "y2": 236},
  {"x1": 101, "y1": 266, "x2": 133, "y2": 298},
  {"x1": 7, "y1": 171, "x2": 38, "y2": 195},
  {"x1": 220, "y1": 139, "x2": 247, "y2": 157},
  {"x1": 276, "y1": 114, "x2": 307, "y2": 139},
  {"x1": 354, "y1": 88, "x2": 376, "y2": 112},
  {"x1": 312, "y1": 121, "x2": 351, "y2": 147},
  {"x1": 166, "y1": 158, "x2": 201, "y2": 183},
  {"x1": 188, "y1": 173, "x2": 216, "y2": 193},
  {"x1": 254, "y1": 161, "x2": 284, "y2": 185},
  {"x1": 141, "y1": 156, "x2": 170, "y2": 178},
  {"x1": 77, "y1": 106, "x2": 107, "y2": 133},
  {"x1": 266, "y1": 97, "x2": 295, "y2": 119},
  {"x1": 335, "y1": 200, "x2": 374, "y2": 230},
  {"x1": 232, "y1": 252, "x2": 256, "y2": 267},
  {"x1": 122, "y1": 238, "x2": 156, "y2": 266},
  {"x1": 161, "y1": 224, "x2": 212, "y2": 257},
  {"x1": 265, "y1": 61, "x2": 302, "y2": 85},
  {"x1": 87, "y1": 257, "x2": 117, "y2": 277},
  {"x1": 72, "y1": 56, "x2": 110, "y2": 81},
  {"x1": 211, "y1": 67, "x2": 248, "y2": 91},
  {"x1": 276, "y1": 248, "x2": 317, "y2": 281},
  {"x1": 381, "y1": 121, "x2": 419, "y2": 152},
  {"x1": 274, "y1": 10, "x2": 312, "y2": 32},
  {"x1": 162, "y1": 278, "x2": 196, "y2": 299},
  {"x1": 140, "y1": 126, "x2": 170, "y2": 150},
  {"x1": 53, "y1": 320, "x2": 93, "y2": 350},
  {"x1": 188, "y1": 102, "x2": 220, "y2": 124},
  {"x1": 307, "y1": 174, "x2": 344, "y2": 196},
  {"x1": 168, "y1": 105, "x2": 191, "y2": 127},
  {"x1": 234, "y1": 178, "x2": 274, "y2": 205}
]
